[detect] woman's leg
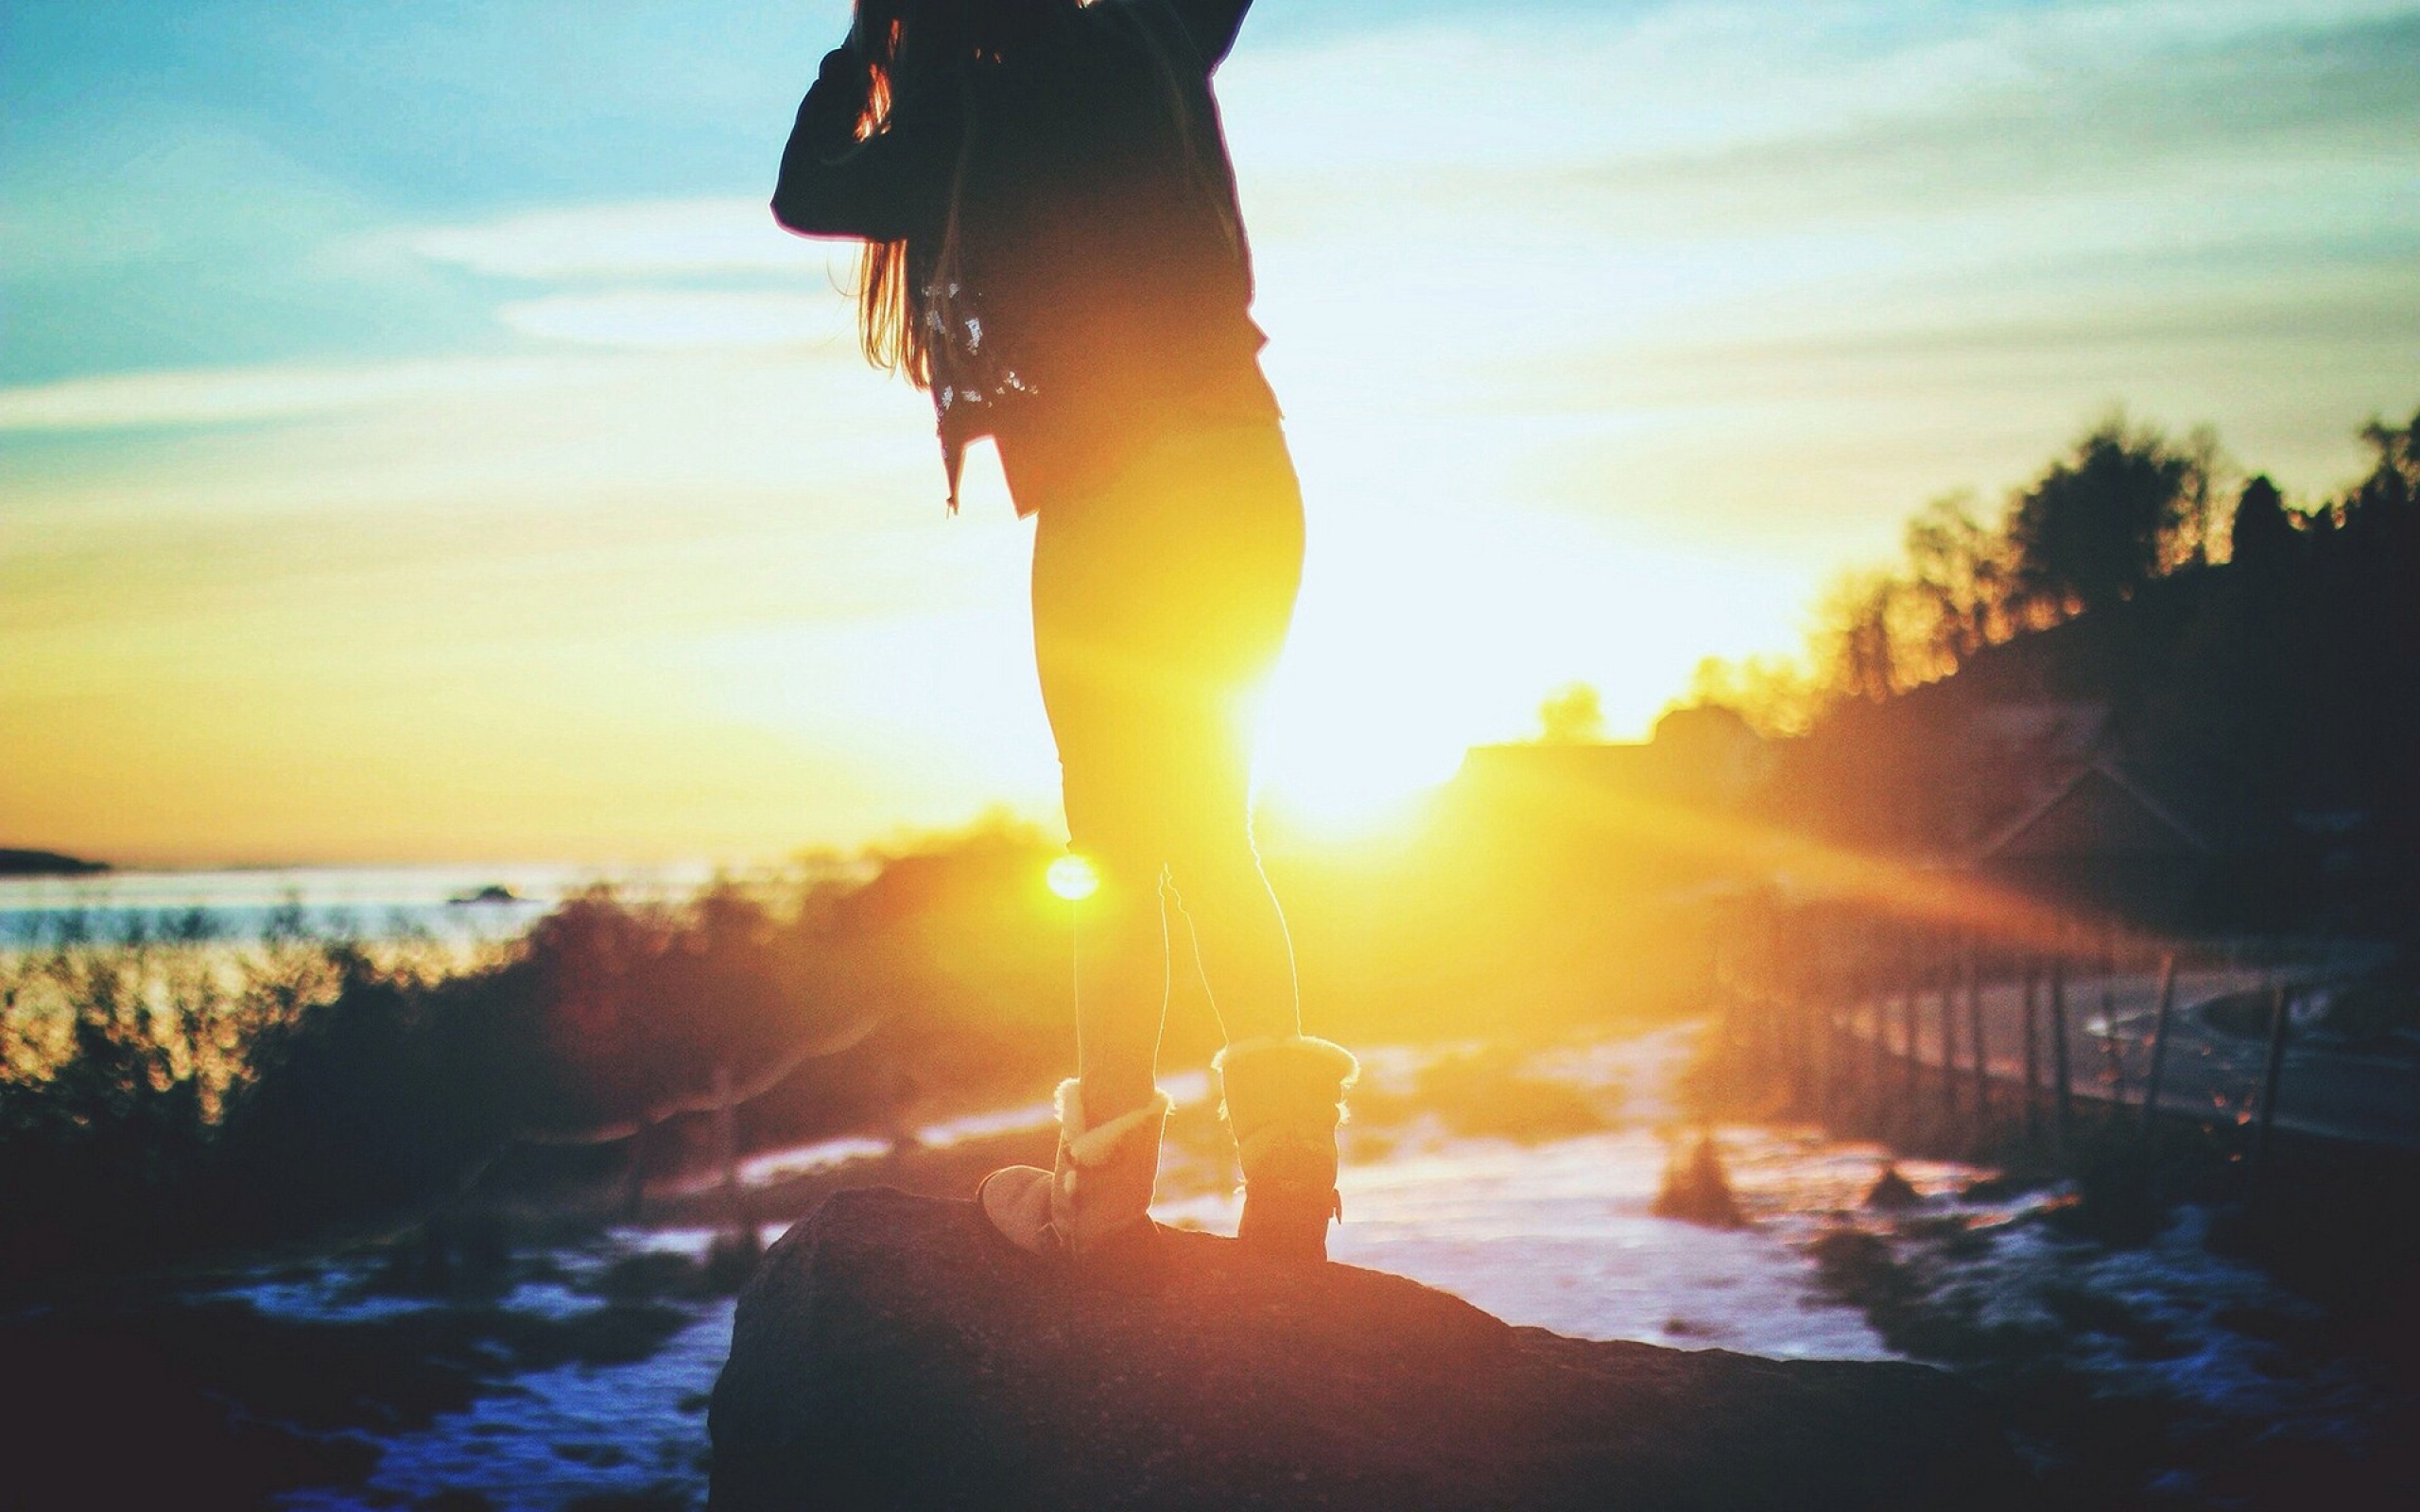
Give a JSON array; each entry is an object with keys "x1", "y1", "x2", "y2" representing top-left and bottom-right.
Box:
[
  {"x1": 979, "y1": 537, "x2": 1180, "y2": 1262},
  {"x1": 1030, "y1": 423, "x2": 1306, "y2": 1108},
  {"x1": 1157, "y1": 428, "x2": 1305, "y2": 1045},
  {"x1": 1031, "y1": 500, "x2": 1180, "y2": 1128},
  {"x1": 1069, "y1": 854, "x2": 1170, "y2": 1127},
  {"x1": 1166, "y1": 805, "x2": 1301, "y2": 1047}
]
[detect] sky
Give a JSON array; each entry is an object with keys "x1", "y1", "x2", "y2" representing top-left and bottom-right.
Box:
[{"x1": 4, "y1": 0, "x2": 2416, "y2": 866}]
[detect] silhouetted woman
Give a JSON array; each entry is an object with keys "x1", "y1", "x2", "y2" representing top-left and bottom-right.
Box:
[{"x1": 774, "y1": 0, "x2": 1355, "y2": 1269}]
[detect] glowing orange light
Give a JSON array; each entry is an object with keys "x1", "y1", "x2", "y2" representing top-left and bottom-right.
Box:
[{"x1": 1046, "y1": 854, "x2": 1098, "y2": 902}]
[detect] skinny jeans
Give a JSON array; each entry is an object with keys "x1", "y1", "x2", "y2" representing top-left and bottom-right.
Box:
[{"x1": 1028, "y1": 421, "x2": 1305, "y2": 1123}]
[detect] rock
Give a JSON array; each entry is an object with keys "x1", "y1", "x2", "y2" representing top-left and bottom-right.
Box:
[
  {"x1": 0, "y1": 846, "x2": 108, "y2": 876},
  {"x1": 709, "y1": 1188, "x2": 2028, "y2": 1511},
  {"x1": 1865, "y1": 1163, "x2": 1926, "y2": 1211},
  {"x1": 1653, "y1": 1131, "x2": 1748, "y2": 1228}
]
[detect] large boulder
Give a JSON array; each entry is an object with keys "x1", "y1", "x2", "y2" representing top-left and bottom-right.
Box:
[{"x1": 710, "y1": 1188, "x2": 2025, "y2": 1511}]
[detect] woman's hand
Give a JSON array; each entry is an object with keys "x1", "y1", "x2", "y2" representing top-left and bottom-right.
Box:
[
  {"x1": 771, "y1": 24, "x2": 959, "y2": 242},
  {"x1": 814, "y1": 42, "x2": 873, "y2": 115}
]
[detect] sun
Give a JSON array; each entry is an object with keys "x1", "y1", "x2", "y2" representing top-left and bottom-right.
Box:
[
  {"x1": 1253, "y1": 670, "x2": 1468, "y2": 836},
  {"x1": 1238, "y1": 429, "x2": 1818, "y2": 840},
  {"x1": 1248, "y1": 549, "x2": 1511, "y2": 837}
]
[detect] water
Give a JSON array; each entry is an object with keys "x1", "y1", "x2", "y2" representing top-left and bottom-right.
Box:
[
  {"x1": 0, "y1": 863, "x2": 727, "y2": 947},
  {"x1": 245, "y1": 1233, "x2": 736, "y2": 1511}
]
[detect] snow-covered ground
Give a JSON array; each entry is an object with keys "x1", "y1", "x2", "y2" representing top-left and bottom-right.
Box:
[{"x1": 230, "y1": 1022, "x2": 2384, "y2": 1510}]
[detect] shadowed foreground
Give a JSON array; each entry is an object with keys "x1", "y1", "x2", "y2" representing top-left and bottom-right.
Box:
[{"x1": 710, "y1": 1189, "x2": 2027, "y2": 1511}]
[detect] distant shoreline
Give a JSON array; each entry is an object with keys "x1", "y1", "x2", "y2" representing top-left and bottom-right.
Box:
[{"x1": 0, "y1": 849, "x2": 110, "y2": 878}]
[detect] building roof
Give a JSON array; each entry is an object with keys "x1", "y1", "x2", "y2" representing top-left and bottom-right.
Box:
[{"x1": 1967, "y1": 757, "x2": 2218, "y2": 865}]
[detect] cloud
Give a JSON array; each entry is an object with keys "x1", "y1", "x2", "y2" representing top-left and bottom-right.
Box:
[
  {"x1": 0, "y1": 356, "x2": 591, "y2": 431},
  {"x1": 498, "y1": 288, "x2": 857, "y2": 350},
  {"x1": 410, "y1": 196, "x2": 830, "y2": 281},
  {"x1": 1232, "y1": 0, "x2": 2420, "y2": 450}
]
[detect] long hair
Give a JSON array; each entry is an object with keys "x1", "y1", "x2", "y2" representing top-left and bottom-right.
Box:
[
  {"x1": 846, "y1": 0, "x2": 1231, "y2": 390},
  {"x1": 848, "y1": 0, "x2": 1068, "y2": 386}
]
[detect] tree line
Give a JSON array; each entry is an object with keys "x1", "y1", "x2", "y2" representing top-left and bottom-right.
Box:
[
  {"x1": 1688, "y1": 404, "x2": 2420, "y2": 733},
  {"x1": 0, "y1": 826, "x2": 1075, "y2": 1281}
]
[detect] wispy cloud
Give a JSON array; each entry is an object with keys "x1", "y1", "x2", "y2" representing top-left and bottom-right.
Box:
[
  {"x1": 497, "y1": 289, "x2": 856, "y2": 350},
  {"x1": 0, "y1": 356, "x2": 587, "y2": 432},
  {"x1": 409, "y1": 196, "x2": 822, "y2": 281},
  {"x1": 1231, "y1": 0, "x2": 2419, "y2": 519}
]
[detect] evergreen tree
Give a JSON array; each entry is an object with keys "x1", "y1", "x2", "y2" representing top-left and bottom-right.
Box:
[{"x1": 2006, "y1": 419, "x2": 2201, "y2": 616}]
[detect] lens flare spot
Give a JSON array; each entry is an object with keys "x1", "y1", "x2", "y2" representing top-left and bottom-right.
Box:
[{"x1": 1046, "y1": 853, "x2": 1098, "y2": 902}]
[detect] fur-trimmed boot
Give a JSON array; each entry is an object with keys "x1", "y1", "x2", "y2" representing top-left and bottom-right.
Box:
[
  {"x1": 977, "y1": 1080, "x2": 1170, "y2": 1271},
  {"x1": 1213, "y1": 1035, "x2": 1359, "y2": 1263}
]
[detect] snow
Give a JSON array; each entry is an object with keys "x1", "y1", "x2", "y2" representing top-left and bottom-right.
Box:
[{"x1": 230, "y1": 1022, "x2": 2388, "y2": 1508}]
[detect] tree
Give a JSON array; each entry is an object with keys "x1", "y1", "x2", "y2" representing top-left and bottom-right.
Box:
[
  {"x1": 2227, "y1": 475, "x2": 2296, "y2": 574},
  {"x1": 2342, "y1": 406, "x2": 2419, "y2": 558},
  {"x1": 1684, "y1": 654, "x2": 1820, "y2": 739},
  {"x1": 1811, "y1": 569, "x2": 1911, "y2": 704},
  {"x1": 1899, "y1": 492, "x2": 2011, "y2": 678},
  {"x1": 1536, "y1": 683, "x2": 1605, "y2": 744},
  {"x1": 2356, "y1": 405, "x2": 2420, "y2": 488},
  {"x1": 2006, "y1": 417, "x2": 2203, "y2": 617},
  {"x1": 2167, "y1": 424, "x2": 2228, "y2": 570}
]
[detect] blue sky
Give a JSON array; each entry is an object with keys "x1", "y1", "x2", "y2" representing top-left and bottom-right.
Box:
[
  {"x1": 1, "y1": 0, "x2": 1530, "y2": 381},
  {"x1": 5, "y1": 1, "x2": 2417, "y2": 862}
]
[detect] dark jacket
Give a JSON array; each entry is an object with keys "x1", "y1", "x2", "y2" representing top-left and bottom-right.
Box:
[{"x1": 772, "y1": 0, "x2": 1279, "y2": 514}]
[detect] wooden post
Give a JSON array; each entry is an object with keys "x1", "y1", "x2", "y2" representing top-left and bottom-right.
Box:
[
  {"x1": 2021, "y1": 959, "x2": 2041, "y2": 1143},
  {"x1": 1833, "y1": 983, "x2": 1850, "y2": 1121},
  {"x1": 2138, "y1": 952, "x2": 2178, "y2": 1136},
  {"x1": 1807, "y1": 977, "x2": 1824, "y2": 1112},
  {"x1": 713, "y1": 1063, "x2": 750, "y2": 1238},
  {"x1": 1802, "y1": 960, "x2": 1822, "y2": 1113},
  {"x1": 1966, "y1": 944, "x2": 1990, "y2": 1132},
  {"x1": 1871, "y1": 966, "x2": 1892, "y2": 1128},
  {"x1": 1779, "y1": 941, "x2": 1794, "y2": 1094},
  {"x1": 1823, "y1": 979, "x2": 1843, "y2": 1120},
  {"x1": 2100, "y1": 936, "x2": 2127, "y2": 1102},
  {"x1": 1900, "y1": 968, "x2": 1922, "y2": 1115},
  {"x1": 2048, "y1": 951, "x2": 2074, "y2": 1155},
  {"x1": 2253, "y1": 981, "x2": 2291, "y2": 1175},
  {"x1": 1824, "y1": 973, "x2": 1845, "y2": 1125},
  {"x1": 1938, "y1": 950, "x2": 1962, "y2": 1123}
]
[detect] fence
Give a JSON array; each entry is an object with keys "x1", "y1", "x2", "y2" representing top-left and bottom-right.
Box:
[{"x1": 1707, "y1": 909, "x2": 2400, "y2": 1177}]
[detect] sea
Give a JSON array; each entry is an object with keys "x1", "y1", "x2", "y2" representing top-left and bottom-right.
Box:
[{"x1": 0, "y1": 863, "x2": 728, "y2": 949}]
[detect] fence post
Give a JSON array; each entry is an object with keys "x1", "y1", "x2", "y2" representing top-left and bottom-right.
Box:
[
  {"x1": 1899, "y1": 968, "x2": 1922, "y2": 1137},
  {"x1": 713, "y1": 1063, "x2": 752, "y2": 1239},
  {"x1": 1780, "y1": 948, "x2": 1795, "y2": 1091},
  {"x1": 1966, "y1": 943, "x2": 1990, "y2": 1136},
  {"x1": 1824, "y1": 975, "x2": 1844, "y2": 1121},
  {"x1": 2138, "y1": 951, "x2": 2178, "y2": 1140},
  {"x1": 1938, "y1": 946, "x2": 1962, "y2": 1125},
  {"x1": 1871, "y1": 961, "x2": 1893, "y2": 1131},
  {"x1": 2048, "y1": 950, "x2": 2074, "y2": 1155},
  {"x1": 2021, "y1": 959, "x2": 2041, "y2": 1143},
  {"x1": 1803, "y1": 962, "x2": 1823, "y2": 1114},
  {"x1": 2099, "y1": 934, "x2": 2127, "y2": 1103},
  {"x1": 2253, "y1": 980, "x2": 2292, "y2": 1178}
]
